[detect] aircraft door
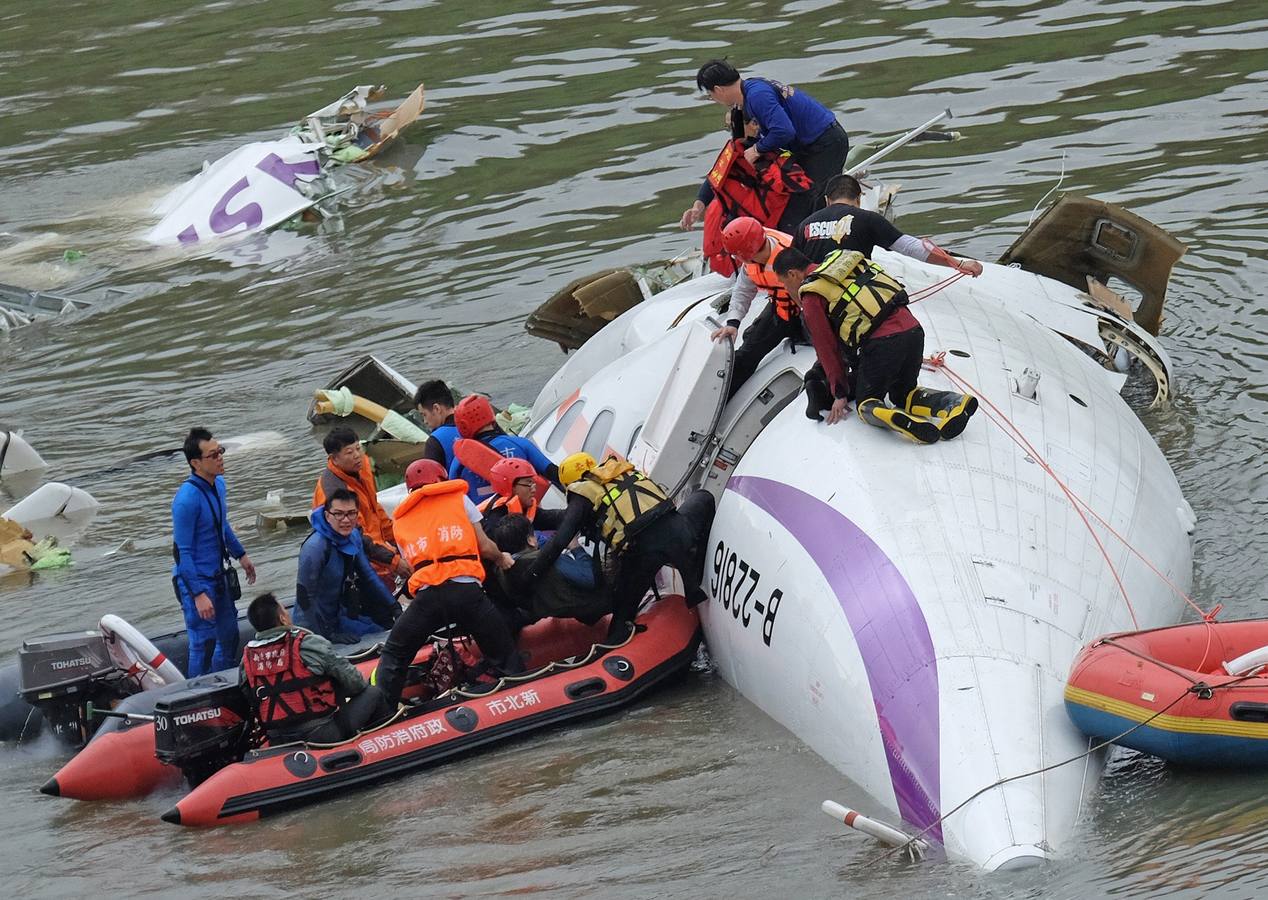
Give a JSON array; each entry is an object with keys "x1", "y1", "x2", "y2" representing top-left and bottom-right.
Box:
[{"x1": 626, "y1": 319, "x2": 732, "y2": 498}]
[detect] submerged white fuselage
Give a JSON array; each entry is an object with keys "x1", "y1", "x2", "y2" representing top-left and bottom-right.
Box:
[{"x1": 524, "y1": 250, "x2": 1193, "y2": 869}]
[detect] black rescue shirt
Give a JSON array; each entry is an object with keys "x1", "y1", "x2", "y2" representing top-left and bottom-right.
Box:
[{"x1": 793, "y1": 203, "x2": 904, "y2": 264}]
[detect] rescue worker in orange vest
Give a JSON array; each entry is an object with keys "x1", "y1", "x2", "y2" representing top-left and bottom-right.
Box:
[
  {"x1": 477, "y1": 457, "x2": 566, "y2": 532},
  {"x1": 313, "y1": 427, "x2": 410, "y2": 592},
  {"x1": 714, "y1": 216, "x2": 807, "y2": 400},
  {"x1": 373, "y1": 459, "x2": 524, "y2": 707},
  {"x1": 239, "y1": 593, "x2": 390, "y2": 744}
]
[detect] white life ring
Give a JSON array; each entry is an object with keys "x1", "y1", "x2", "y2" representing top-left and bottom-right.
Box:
[
  {"x1": 1222, "y1": 645, "x2": 1268, "y2": 677},
  {"x1": 100, "y1": 614, "x2": 185, "y2": 688}
]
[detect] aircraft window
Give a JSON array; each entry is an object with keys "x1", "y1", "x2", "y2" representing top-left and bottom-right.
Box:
[
  {"x1": 546, "y1": 398, "x2": 585, "y2": 452},
  {"x1": 626, "y1": 423, "x2": 644, "y2": 458},
  {"x1": 583, "y1": 410, "x2": 614, "y2": 459}
]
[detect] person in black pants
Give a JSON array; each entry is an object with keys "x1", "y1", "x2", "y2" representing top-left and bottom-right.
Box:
[
  {"x1": 373, "y1": 459, "x2": 524, "y2": 708},
  {"x1": 529, "y1": 454, "x2": 717, "y2": 642},
  {"x1": 607, "y1": 490, "x2": 717, "y2": 633},
  {"x1": 373, "y1": 581, "x2": 524, "y2": 708}
]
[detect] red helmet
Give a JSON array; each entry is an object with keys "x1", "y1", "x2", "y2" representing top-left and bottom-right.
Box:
[
  {"x1": 405, "y1": 458, "x2": 448, "y2": 490},
  {"x1": 721, "y1": 216, "x2": 766, "y2": 259},
  {"x1": 490, "y1": 456, "x2": 536, "y2": 497},
  {"x1": 454, "y1": 394, "x2": 496, "y2": 439}
]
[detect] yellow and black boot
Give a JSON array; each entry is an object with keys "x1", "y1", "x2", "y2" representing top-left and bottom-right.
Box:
[
  {"x1": 857, "y1": 398, "x2": 941, "y2": 444},
  {"x1": 905, "y1": 388, "x2": 979, "y2": 440}
]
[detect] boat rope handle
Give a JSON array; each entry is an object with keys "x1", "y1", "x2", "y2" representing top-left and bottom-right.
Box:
[
  {"x1": 449, "y1": 621, "x2": 639, "y2": 699},
  {"x1": 266, "y1": 626, "x2": 642, "y2": 754}
]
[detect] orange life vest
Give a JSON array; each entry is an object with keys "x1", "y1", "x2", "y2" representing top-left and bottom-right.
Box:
[
  {"x1": 744, "y1": 228, "x2": 798, "y2": 321},
  {"x1": 477, "y1": 494, "x2": 539, "y2": 522},
  {"x1": 241, "y1": 629, "x2": 338, "y2": 728},
  {"x1": 393, "y1": 479, "x2": 485, "y2": 595},
  {"x1": 702, "y1": 139, "x2": 812, "y2": 277}
]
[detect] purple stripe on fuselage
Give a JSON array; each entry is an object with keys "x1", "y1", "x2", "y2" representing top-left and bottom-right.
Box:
[{"x1": 728, "y1": 475, "x2": 942, "y2": 841}]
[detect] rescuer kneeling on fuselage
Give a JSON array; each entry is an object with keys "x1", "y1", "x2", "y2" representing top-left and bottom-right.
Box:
[
  {"x1": 773, "y1": 246, "x2": 978, "y2": 442},
  {"x1": 240, "y1": 593, "x2": 391, "y2": 744},
  {"x1": 374, "y1": 460, "x2": 524, "y2": 708},
  {"x1": 527, "y1": 453, "x2": 715, "y2": 643}
]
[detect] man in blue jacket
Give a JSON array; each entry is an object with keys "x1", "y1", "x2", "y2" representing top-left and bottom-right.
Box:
[
  {"x1": 171, "y1": 428, "x2": 257, "y2": 677},
  {"x1": 295, "y1": 488, "x2": 401, "y2": 643},
  {"x1": 695, "y1": 59, "x2": 849, "y2": 213},
  {"x1": 448, "y1": 394, "x2": 560, "y2": 502}
]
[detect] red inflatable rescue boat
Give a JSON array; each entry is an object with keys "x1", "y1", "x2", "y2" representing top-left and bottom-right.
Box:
[
  {"x1": 43, "y1": 611, "x2": 652, "y2": 803},
  {"x1": 1065, "y1": 617, "x2": 1268, "y2": 766},
  {"x1": 164, "y1": 598, "x2": 698, "y2": 827}
]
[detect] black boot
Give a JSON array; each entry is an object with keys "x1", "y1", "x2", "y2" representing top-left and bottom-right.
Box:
[
  {"x1": 857, "y1": 399, "x2": 940, "y2": 444},
  {"x1": 804, "y1": 377, "x2": 832, "y2": 420}
]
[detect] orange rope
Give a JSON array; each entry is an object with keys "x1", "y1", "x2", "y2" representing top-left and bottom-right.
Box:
[
  {"x1": 925, "y1": 352, "x2": 1142, "y2": 627},
  {"x1": 925, "y1": 351, "x2": 1218, "y2": 628},
  {"x1": 908, "y1": 271, "x2": 965, "y2": 303}
]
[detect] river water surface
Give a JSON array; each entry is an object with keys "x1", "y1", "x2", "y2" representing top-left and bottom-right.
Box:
[{"x1": 2, "y1": 1, "x2": 1267, "y2": 897}]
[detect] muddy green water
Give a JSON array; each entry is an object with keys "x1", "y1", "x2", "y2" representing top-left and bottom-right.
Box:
[{"x1": 1, "y1": 1, "x2": 1266, "y2": 896}]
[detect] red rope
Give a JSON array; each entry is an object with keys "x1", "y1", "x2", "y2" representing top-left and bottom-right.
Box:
[
  {"x1": 925, "y1": 352, "x2": 1142, "y2": 628},
  {"x1": 927, "y1": 351, "x2": 1219, "y2": 625},
  {"x1": 908, "y1": 271, "x2": 965, "y2": 303}
]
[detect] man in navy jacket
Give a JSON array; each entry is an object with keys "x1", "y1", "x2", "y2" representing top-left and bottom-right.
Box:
[{"x1": 695, "y1": 59, "x2": 849, "y2": 213}]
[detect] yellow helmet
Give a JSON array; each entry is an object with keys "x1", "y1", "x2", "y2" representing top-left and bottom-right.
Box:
[{"x1": 559, "y1": 451, "x2": 597, "y2": 486}]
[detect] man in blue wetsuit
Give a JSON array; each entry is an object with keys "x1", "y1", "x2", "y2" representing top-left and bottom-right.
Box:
[
  {"x1": 447, "y1": 394, "x2": 560, "y2": 502},
  {"x1": 295, "y1": 488, "x2": 401, "y2": 643},
  {"x1": 414, "y1": 379, "x2": 460, "y2": 469},
  {"x1": 694, "y1": 59, "x2": 849, "y2": 216},
  {"x1": 171, "y1": 427, "x2": 257, "y2": 677}
]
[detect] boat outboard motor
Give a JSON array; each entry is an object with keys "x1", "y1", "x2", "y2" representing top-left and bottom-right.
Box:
[
  {"x1": 17, "y1": 631, "x2": 132, "y2": 746},
  {"x1": 154, "y1": 683, "x2": 255, "y2": 786}
]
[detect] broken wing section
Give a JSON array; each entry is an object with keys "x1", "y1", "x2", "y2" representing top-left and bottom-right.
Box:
[{"x1": 999, "y1": 194, "x2": 1187, "y2": 336}]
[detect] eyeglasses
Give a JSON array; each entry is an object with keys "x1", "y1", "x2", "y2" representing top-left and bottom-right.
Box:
[
  {"x1": 326, "y1": 509, "x2": 359, "y2": 521},
  {"x1": 513, "y1": 478, "x2": 535, "y2": 488},
  {"x1": 201, "y1": 448, "x2": 226, "y2": 460}
]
